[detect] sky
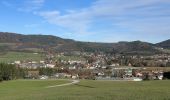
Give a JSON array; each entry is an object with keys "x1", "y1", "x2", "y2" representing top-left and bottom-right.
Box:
[{"x1": 0, "y1": 0, "x2": 170, "y2": 43}]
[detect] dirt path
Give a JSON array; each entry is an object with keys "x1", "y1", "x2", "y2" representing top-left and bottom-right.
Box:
[{"x1": 46, "y1": 80, "x2": 80, "y2": 88}]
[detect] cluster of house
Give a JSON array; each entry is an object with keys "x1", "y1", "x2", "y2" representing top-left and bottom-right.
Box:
[
  {"x1": 39, "y1": 73, "x2": 79, "y2": 80},
  {"x1": 10, "y1": 52, "x2": 170, "y2": 81},
  {"x1": 13, "y1": 60, "x2": 55, "y2": 69},
  {"x1": 110, "y1": 67, "x2": 165, "y2": 81},
  {"x1": 26, "y1": 70, "x2": 79, "y2": 80}
]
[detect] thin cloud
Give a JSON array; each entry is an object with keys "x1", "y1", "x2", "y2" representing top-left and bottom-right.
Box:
[
  {"x1": 36, "y1": 0, "x2": 170, "y2": 36},
  {"x1": 1, "y1": 1, "x2": 13, "y2": 8},
  {"x1": 18, "y1": 0, "x2": 45, "y2": 12}
]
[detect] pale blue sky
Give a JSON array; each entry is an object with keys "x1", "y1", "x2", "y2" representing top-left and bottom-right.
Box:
[{"x1": 0, "y1": 0, "x2": 170, "y2": 43}]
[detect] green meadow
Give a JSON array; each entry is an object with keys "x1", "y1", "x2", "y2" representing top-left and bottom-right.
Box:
[
  {"x1": 0, "y1": 80, "x2": 170, "y2": 100},
  {"x1": 0, "y1": 52, "x2": 43, "y2": 63}
]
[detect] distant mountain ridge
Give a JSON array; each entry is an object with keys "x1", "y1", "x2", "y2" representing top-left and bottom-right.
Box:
[
  {"x1": 156, "y1": 39, "x2": 170, "y2": 49},
  {"x1": 0, "y1": 32, "x2": 169, "y2": 55}
]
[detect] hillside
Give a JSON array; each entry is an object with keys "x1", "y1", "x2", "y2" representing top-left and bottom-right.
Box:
[
  {"x1": 0, "y1": 32, "x2": 76, "y2": 52},
  {"x1": 112, "y1": 41, "x2": 157, "y2": 55},
  {"x1": 156, "y1": 39, "x2": 170, "y2": 49},
  {"x1": 0, "y1": 32, "x2": 167, "y2": 55}
]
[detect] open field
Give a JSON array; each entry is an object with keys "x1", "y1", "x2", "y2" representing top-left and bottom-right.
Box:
[
  {"x1": 0, "y1": 80, "x2": 170, "y2": 100},
  {"x1": 0, "y1": 52, "x2": 43, "y2": 63}
]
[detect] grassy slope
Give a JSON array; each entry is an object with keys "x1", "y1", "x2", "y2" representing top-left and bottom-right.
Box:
[
  {"x1": 0, "y1": 52, "x2": 44, "y2": 63},
  {"x1": 0, "y1": 80, "x2": 170, "y2": 100}
]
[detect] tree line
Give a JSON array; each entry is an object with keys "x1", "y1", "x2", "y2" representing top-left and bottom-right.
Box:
[{"x1": 0, "y1": 63, "x2": 26, "y2": 82}]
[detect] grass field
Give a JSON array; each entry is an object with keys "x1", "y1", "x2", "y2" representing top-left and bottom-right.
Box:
[
  {"x1": 0, "y1": 80, "x2": 170, "y2": 100},
  {"x1": 0, "y1": 52, "x2": 43, "y2": 63}
]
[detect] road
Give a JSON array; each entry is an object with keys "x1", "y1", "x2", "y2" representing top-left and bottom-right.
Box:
[{"x1": 46, "y1": 80, "x2": 80, "y2": 88}]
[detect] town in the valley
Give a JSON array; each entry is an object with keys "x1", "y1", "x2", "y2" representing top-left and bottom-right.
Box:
[{"x1": 7, "y1": 51, "x2": 170, "y2": 81}]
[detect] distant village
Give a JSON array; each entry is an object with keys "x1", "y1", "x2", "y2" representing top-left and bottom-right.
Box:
[{"x1": 10, "y1": 51, "x2": 170, "y2": 81}]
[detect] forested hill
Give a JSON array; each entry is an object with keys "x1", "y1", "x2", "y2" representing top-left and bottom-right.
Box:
[
  {"x1": 0, "y1": 32, "x2": 169, "y2": 54},
  {"x1": 156, "y1": 39, "x2": 170, "y2": 49}
]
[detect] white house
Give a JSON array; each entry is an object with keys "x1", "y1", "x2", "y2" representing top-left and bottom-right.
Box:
[
  {"x1": 14, "y1": 61, "x2": 21, "y2": 64},
  {"x1": 46, "y1": 64, "x2": 55, "y2": 68},
  {"x1": 39, "y1": 75, "x2": 48, "y2": 80}
]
